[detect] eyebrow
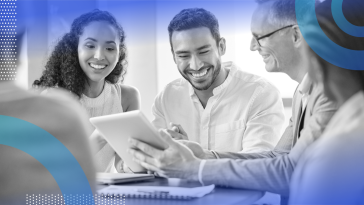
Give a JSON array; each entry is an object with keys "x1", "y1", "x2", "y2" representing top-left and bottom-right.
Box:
[
  {"x1": 84, "y1": 38, "x2": 116, "y2": 45},
  {"x1": 174, "y1": 45, "x2": 211, "y2": 55},
  {"x1": 84, "y1": 37, "x2": 97, "y2": 42},
  {"x1": 197, "y1": 45, "x2": 211, "y2": 50},
  {"x1": 175, "y1": 50, "x2": 189, "y2": 55},
  {"x1": 105, "y1": 41, "x2": 116, "y2": 45}
]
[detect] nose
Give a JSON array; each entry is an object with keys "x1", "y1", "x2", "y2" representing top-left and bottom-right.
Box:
[
  {"x1": 250, "y1": 37, "x2": 259, "y2": 51},
  {"x1": 189, "y1": 55, "x2": 203, "y2": 70},
  {"x1": 94, "y1": 47, "x2": 105, "y2": 60}
]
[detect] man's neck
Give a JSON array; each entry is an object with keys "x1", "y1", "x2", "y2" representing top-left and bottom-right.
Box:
[
  {"x1": 194, "y1": 89, "x2": 214, "y2": 108},
  {"x1": 287, "y1": 64, "x2": 307, "y2": 84},
  {"x1": 194, "y1": 67, "x2": 229, "y2": 108}
]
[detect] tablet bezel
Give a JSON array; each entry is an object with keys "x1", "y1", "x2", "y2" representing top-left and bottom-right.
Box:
[{"x1": 90, "y1": 110, "x2": 168, "y2": 173}]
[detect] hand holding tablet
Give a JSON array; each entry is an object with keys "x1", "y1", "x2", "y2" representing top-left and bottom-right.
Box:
[{"x1": 90, "y1": 110, "x2": 168, "y2": 173}]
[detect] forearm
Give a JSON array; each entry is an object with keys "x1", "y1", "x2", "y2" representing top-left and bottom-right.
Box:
[
  {"x1": 200, "y1": 155, "x2": 294, "y2": 196},
  {"x1": 201, "y1": 150, "x2": 220, "y2": 159},
  {"x1": 163, "y1": 160, "x2": 201, "y2": 182},
  {"x1": 214, "y1": 149, "x2": 288, "y2": 159}
]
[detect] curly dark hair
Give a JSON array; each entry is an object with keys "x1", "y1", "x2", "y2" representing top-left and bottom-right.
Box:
[{"x1": 33, "y1": 9, "x2": 127, "y2": 98}]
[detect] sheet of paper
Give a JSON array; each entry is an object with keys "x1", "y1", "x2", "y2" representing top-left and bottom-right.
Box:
[{"x1": 98, "y1": 184, "x2": 215, "y2": 198}]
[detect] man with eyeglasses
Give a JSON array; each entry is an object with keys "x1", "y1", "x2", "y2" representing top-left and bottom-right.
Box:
[{"x1": 128, "y1": 0, "x2": 338, "y2": 203}]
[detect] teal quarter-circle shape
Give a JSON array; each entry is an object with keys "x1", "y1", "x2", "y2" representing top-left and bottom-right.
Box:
[
  {"x1": 0, "y1": 115, "x2": 94, "y2": 205},
  {"x1": 296, "y1": 0, "x2": 364, "y2": 70},
  {"x1": 332, "y1": 0, "x2": 364, "y2": 37}
]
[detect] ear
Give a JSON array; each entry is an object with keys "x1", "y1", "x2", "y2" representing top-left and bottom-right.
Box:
[
  {"x1": 292, "y1": 25, "x2": 303, "y2": 48},
  {"x1": 218, "y1": 37, "x2": 226, "y2": 56}
]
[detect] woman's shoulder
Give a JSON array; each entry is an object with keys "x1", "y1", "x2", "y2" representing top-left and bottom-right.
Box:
[
  {"x1": 118, "y1": 84, "x2": 140, "y2": 98},
  {"x1": 109, "y1": 81, "x2": 139, "y2": 98},
  {"x1": 114, "y1": 83, "x2": 140, "y2": 111}
]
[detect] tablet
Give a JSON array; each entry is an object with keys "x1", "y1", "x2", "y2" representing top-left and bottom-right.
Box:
[
  {"x1": 90, "y1": 110, "x2": 168, "y2": 173},
  {"x1": 96, "y1": 173, "x2": 154, "y2": 185}
]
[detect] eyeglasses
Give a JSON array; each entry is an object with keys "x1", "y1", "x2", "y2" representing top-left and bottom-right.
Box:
[{"x1": 253, "y1": 25, "x2": 296, "y2": 47}]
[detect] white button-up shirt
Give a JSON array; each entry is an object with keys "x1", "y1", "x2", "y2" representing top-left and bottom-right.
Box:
[{"x1": 152, "y1": 62, "x2": 285, "y2": 153}]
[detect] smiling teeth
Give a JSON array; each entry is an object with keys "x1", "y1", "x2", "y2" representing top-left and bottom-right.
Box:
[
  {"x1": 192, "y1": 70, "x2": 208, "y2": 78},
  {"x1": 90, "y1": 63, "x2": 107, "y2": 69}
]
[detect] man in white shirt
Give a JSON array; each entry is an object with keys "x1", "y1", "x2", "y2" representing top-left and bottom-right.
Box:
[
  {"x1": 152, "y1": 8, "x2": 285, "y2": 153},
  {"x1": 128, "y1": 0, "x2": 338, "y2": 202}
]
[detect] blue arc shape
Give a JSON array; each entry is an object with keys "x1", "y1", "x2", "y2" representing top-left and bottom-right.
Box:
[
  {"x1": 0, "y1": 115, "x2": 94, "y2": 205},
  {"x1": 296, "y1": 0, "x2": 364, "y2": 71},
  {"x1": 332, "y1": 0, "x2": 364, "y2": 37}
]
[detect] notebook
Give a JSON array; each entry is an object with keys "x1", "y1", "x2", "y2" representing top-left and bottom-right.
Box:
[
  {"x1": 98, "y1": 184, "x2": 215, "y2": 200},
  {"x1": 97, "y1": 173, "x2": 155, "y2": 185}
]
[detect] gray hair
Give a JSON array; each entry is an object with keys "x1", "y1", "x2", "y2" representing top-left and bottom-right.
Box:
[{"x1": 255, "y1": 0, "x2": 320, "y2": 28}]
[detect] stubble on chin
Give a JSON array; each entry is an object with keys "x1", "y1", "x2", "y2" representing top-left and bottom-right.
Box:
[{"x1": 180, "y1": 63, "x2": 222, "y2": 91}]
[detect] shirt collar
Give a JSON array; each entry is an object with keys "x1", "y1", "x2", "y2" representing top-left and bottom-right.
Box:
[
  {"x1": 188, "y1": 61, "x2": 236, "y2": 97},
  {"x1": 298, "y1": 74, "x2": 312, "y2": 96}
]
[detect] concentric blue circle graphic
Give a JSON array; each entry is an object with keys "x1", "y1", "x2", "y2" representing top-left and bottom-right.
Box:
[
  {"x1": 332, "y1": 0, "x2": 364, "y2": 37},
  {"x1": 0, "y1": 115, "x2": 95, "y2": 205},
  {"x1": 296, "y1": 0, "x2": 364, "y2": 70}
]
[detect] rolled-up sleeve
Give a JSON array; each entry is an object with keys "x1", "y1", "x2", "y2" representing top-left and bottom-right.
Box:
[{"x1": 151, "y1": 91, "x2": 168, "y2": 130}]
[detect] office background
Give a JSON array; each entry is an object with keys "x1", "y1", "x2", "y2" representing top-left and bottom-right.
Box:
[{"x1": 13, "y1": 0, "x2": 296, "y2": 130}]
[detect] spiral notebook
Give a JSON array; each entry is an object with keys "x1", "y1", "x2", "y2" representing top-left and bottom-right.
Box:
[{"x1": 98, "y1": 184, "x2": 215, "y2": 200}]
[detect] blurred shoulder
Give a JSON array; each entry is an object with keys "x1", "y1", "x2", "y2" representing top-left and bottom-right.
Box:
[
  {"x1": 118, "y1": 84, "x2": 141, "y2": 111},
  {"x1": 119, "y1": 84, "x2": 140, "y2": 99}
]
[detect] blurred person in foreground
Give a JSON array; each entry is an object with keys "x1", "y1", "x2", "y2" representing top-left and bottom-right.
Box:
[
  {"x1": 290, "y1": 0, "x2": 364, "y2": 204},
  {"x1": 0, "y1": 31, "x2": 95, "y2": 204}
]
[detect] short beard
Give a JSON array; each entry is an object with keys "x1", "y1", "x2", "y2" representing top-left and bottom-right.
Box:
[{"x1": 180, "y1": 61, "x2": 222, "y2": 91}]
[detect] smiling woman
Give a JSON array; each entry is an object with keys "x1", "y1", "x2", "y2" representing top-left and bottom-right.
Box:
[
  {"x1": 32, "y1": 9, "x2": 141, "y2": 173},
  {"x1": 33, "y1": 9, "x2": 127, "y2": 99}
]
